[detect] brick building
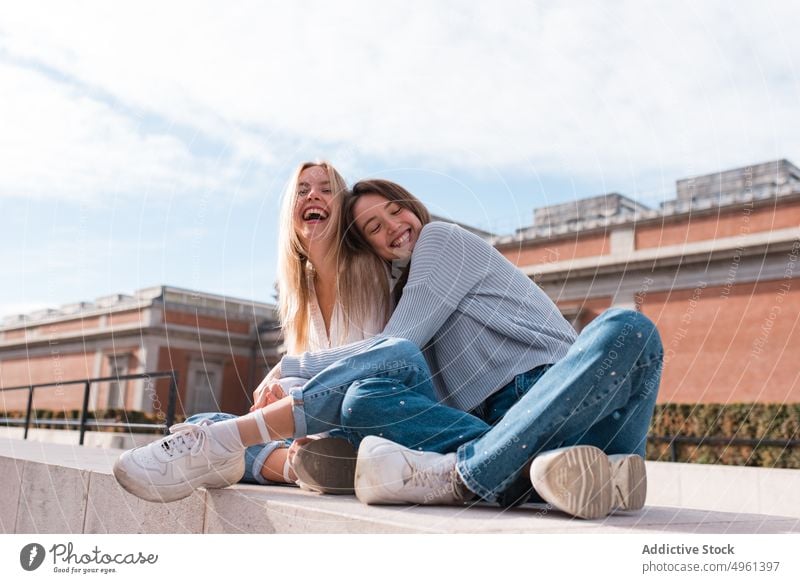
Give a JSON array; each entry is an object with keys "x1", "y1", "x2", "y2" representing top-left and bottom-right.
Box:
[
  {"x1": 2, "y1": 160, "x2": 798, "y2": 418},
  {"x1": 494, "y1": 159, "x2": 800, "y2": 404},
  {"x1": 0, "y1": 286, "x2": 281, "y2": 418}
]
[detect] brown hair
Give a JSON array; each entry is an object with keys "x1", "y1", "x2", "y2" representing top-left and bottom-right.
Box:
[{"x1": 344, "y1": 179, "x2": 432, "y2": 302}]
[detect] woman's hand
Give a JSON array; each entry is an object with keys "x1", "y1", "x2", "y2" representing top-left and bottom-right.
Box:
[
  {"x1": 250, "y1": 380, "x2": 286, "y2": 411},
  {"x1": 250, "y1": 363, "x2": 285, "y2": 411}
]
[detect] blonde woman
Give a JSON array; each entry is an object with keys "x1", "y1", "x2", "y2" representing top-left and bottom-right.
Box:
[
  {"x1": 275, "y1": 163, "x2": 390, "y2": 356},
  {"x1": 177, "y1": 161, "x2": 390, "y2": 492}
]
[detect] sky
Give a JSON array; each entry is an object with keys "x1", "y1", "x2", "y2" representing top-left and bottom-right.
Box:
[{"x1": 1, "y1": 0, "x2": 798, "y2": 318}]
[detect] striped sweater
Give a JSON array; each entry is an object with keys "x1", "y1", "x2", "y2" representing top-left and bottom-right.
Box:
[{"x1": 280, "y1": 221, "x2": 578, "y2": 412}]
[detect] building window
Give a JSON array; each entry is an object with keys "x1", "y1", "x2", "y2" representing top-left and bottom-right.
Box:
[
  {"x1": 107, "y1": 354, "x2": 129, "y2": 409},
  {"x1": 185, "y1": 361, "x2": 224, "y2": 415}
]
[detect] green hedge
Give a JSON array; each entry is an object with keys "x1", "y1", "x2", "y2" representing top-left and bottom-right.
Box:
[{"x1": 648, "y1": 403, "x2": 800, "y2": 468}]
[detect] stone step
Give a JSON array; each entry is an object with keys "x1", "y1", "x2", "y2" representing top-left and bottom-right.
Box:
[{"x1": 1, "y1": 437, "x2": 798, "y2": 534}]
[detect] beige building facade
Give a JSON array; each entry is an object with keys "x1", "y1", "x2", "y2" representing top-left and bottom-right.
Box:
[{"x1": 0, "y1": 286, "x2": 281, "y2": 419}]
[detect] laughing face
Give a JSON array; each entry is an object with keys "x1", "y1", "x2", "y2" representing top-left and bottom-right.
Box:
[
  {"x1": 293, "y1": 165, "x2": 338, "y2": 245},
  {"x1": 352, "y1": 193, "x2": 423, "y2": 261}
]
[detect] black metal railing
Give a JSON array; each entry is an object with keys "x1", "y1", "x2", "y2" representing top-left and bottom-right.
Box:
[
  {"x1": 647, "y1": 434, "x2": 800, "y2": 463},
  {"x1": 0, "y1": 371, "x2": 178, "y2": 445}
]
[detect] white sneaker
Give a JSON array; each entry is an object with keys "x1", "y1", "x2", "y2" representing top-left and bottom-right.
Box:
[
  {"x1": 354, "y1": 436, "x2": 463, "y2": 505},
  {"x1": 113, "y1": 420, "x2": 245, "y2": 503},
  {"x1": 530, "y1": 445, "x2": 646, "y2": 519}
]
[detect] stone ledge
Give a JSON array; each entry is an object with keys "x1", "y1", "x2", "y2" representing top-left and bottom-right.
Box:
[{"x1": 1, "y1": 437, "x2": 798, "y2": 534}]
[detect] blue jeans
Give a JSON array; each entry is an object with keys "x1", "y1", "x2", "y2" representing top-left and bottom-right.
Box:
[
  {"x1": 291, "y1": 308, "x2": 662, "y2": 504},
  {"x1": 289, "y1": 339, "x2": 492, "y2": 452},
  {"x1": 185, "y1": 413, "x2": 290, "y2": 485},
  {"x1": 456, "y1": 308, "x2": 662, "y2": 502}
]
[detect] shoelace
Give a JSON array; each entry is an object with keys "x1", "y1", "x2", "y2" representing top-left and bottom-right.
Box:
[
  {"x1": 159, "y1": 421, "x2": 210, "y2": 458},
  {"x1": 407, "y1": 459, "x2": 454, "y2": 491}
]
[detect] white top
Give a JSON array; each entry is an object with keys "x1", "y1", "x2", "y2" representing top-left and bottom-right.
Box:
[
  {"x1": 306, "y1": 273, "x2": 384, "y2": 350},
  {"x1": 278, "y1": 269, "x2": 385, "y2": 392}
]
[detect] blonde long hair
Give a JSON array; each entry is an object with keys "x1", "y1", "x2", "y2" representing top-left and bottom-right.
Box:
[{"x1": 277, "y1": 162, "x2": 391, "y2": 354}]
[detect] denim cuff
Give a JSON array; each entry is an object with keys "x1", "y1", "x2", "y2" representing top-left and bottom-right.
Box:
[
  {"x1": 455, "y1": 443, "x2": 500, "y2": 504},
  {"x1": 249, "y1": 441, "x2": 290, "y2": 485},
  {"x1": 288, "y1": 386, "x2": 308, "y2": 438}
]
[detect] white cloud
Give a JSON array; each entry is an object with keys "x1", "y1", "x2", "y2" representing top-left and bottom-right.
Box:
[
  {"x1": 0, "y1": 61, "x2": 277, "y2": 202},
  {"x1": 0, "y1": 0, "x2": 798, "y2": 203}
]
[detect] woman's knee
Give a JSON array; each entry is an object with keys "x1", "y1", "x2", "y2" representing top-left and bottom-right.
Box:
[
  {"x1": 592, "y1": 309, "x2": 663, "y2": 365},
  {"x1": 371, "y1": 337, "x2": 422, "y2": 362},
  {"x1": 340, "y1": 380, "x2": 379, "y2": 429},
  {"x1": 600, "y1": 309, "x2": 660, "y2": 343},
  {"x1": 628, "y1": 311, "x2": 663, "y2": 355}
]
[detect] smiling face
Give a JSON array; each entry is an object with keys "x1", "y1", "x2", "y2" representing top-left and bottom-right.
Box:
[
  {"x1": 293, "y1": 165, "x2": 339, "y2": 246},
  {"x1": 352, "y1": 193, "x2": 423, "y2": 261}
]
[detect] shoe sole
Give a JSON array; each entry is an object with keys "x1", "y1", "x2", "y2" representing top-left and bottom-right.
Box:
[
  {"x1": 113, "y1": 453, "x2": 245, "y2": 503},
  {"x1": 531, "y1": 445, "x2": 613, "y2": 519},
  {"x1": 292, "y1": 438, "x2": 357, "y2": 495},
  {"x1": 609, "y1": 453, "x2": 647, "y2": 511}
]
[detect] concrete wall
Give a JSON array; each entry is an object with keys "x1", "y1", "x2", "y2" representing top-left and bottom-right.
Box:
[
  {"x1": 2, "y1": 438, "x2": 798, "y2": 534},
  {"x1": 646, "y1": 461, "x2": 800, "y2": 518}
]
